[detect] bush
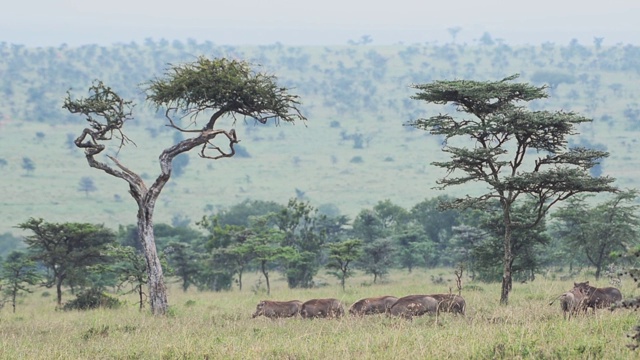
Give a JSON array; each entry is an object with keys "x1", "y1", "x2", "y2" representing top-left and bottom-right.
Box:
[{"x1": 62, "y1": 288, "x2": 121, "y2": 311}]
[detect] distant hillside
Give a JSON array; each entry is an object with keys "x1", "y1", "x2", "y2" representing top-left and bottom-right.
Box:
[{"x1": 1, "y1": 39, "x2": 639, "y2": 235}]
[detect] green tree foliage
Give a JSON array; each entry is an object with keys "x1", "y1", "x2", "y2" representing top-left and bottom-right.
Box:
[
  {"x1": 358, "y1": 238, "x2": 396, "y2": 284},
  {"x1": 352, "y1": 209, "x2": 386, "y2": 243},
  {"x1": 273, "y1": 199, "x2": 326, "y2": 288},
  {"x1": 372, "y1": 199, "x2": 410, "y2": 230},
  {"x1": 199, "y1": 218, "x2": 254, "y2": 291},
  {"x1": 410, "y1": 195, "x2": 462, "y2": 266},
  {"x1": 326, "y1": 239, "x2": 362, "y2": 290},
  {"x1": 551, "y1": 190, "x2": 640, "y2": 279},
  {"x1": 460, "y1": 202, "x2": 550, "y2": 283},
  {"x1": 107, "y1": 245, "x2": 149, "y2": 310},
  {"x1": 1, "y1": 251, "x2": 41, "y2": 313},
  {"x1": 394, "y1": 225, "x2": 433, "y2": 272},
  {"x1": 247, "y1": 216, "x2": 291, "y2": 295},
  {"x1": 449, "y1": 225, "x2": 485, "y2": 280},
  {"x1": 63, "y1": 56, "x2": 305, "y2": 315},
  {"x1": 164, "y1": 242, "x2": 201, "y2": 292},
  {"x1": 211, "y1": 199, "x2": 284, "y2": 227},
  {"x1": 17, "y1": 218, "x2": 115, "y2": 306},
  {"x1": 407, "y1": 74, "x2": 616, "y2": 304}
]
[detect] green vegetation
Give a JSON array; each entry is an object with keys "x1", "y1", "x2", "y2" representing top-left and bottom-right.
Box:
[
  {"x1": 2, "y1": 39, "x2": 640, "y2": 238},
  {"x1": 1, "y1": 38, "x2": 640, "y2": 354},
  {"x1": 407, "y1": 74, "x2": 616, "y2": 304},
  {"x1": 0, "y1": 270, "x2": 638, "y2": 359}
]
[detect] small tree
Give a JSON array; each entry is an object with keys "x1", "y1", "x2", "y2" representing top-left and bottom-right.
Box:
[
  {"x1": 358, "y1": 238, "x2": 396, "y2": 284},
  {"x1": 164, "y1": 242, "x2": 201, "y2": 292},
  {"x1": 199, "y1": 217, "x2": 255, "y2": 291},
  {"x1": 552, "y1": 189, "x2": 640, "y2": 279},
  {"x1": 326, "y1": 239, "x2": 362, "y2": 290},
  {"x1": 1, "y1": 251, "x2": 41, "y2": 313},
  {"x1": 63, "y1": 57, "x2": 305, "y2": 315},
  {"x1": 108, "y1": 245, "x2": 149, "y2": 311},
  {"x1": 77, "y1": 176, "x2": 98, "y2": 197},
  {"x1": 21, "y1": 157, "x2": 35, "y2": 175},
  {"x1": 247, "y1": 216, "x2": 291, "y2": 295},
  {"x1": 17, "y1": 218, "x2": 115, "y2": 306},
  {"x1": 407, "y1": 74, "x2": 616, "y2": 304},
  {"x1": 274, "y1": 199, "x2": 325, "y2": 289}
]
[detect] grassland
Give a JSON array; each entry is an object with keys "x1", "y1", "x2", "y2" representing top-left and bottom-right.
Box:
[
  {"x1": 1, "y1": 269, "x2": 638, "y2": 359},
  {"x1": 3, "y1": 42, "x2": 640, "y2": 236}
]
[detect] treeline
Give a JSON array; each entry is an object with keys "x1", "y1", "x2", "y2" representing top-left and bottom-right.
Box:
[
  {"x1": 2, "y1": 37, "x2": 640, "y2": 128},
  {"x1": 1, "y1": 191, "x2": 638, "y2": 311}
]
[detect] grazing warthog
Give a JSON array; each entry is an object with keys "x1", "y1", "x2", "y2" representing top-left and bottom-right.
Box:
[
  {"x1": 300, "y1": 298, "x2": 344, "y2": 319},
  {"x1": 549, "y1": 287, "x2": 587, "y2": 319},
  {"x1": 349, "y1": 296, "x2": 399, "y2": 316},
  {"x1": 388, "y1": 295, "x2": 438, "y2": 319},
  {"x1": 252, "y1": 300, "x2": 302, "y2": 319},
  {"x1": 573, "y1": 281, "x2": 622, "y2": 312},
  {"x1": 429, "y1": 294, "x2": 466, "y2": 316}
]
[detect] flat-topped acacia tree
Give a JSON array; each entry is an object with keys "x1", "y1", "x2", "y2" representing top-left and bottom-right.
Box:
[
  {"x1": 406, "y1": 74, "x2": 616, "y2": 305},
  {"x1": 63, "y1": 57, "x2": 306, "y2": 315}
]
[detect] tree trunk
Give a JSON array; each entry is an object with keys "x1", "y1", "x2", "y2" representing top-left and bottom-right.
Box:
[
  {"x1": 12, "y1": 291, "x2": 16, "y2": 313},
  {"x1": 500, "y1": 213, "x2": 514, "y2": 305},
  {"x1": 238, "y1": 269, "x2": 243, "y2": 291},
  {"x1": 56, "y1": 277, "x2": 64, "y2": 306},
  {"x1": 138, "y1": 284, "x2": 144, "y2": 311},
  {"x1": 261, "y1": 261, "x2": 271, "y2": 295},
  {"x1": 138, "y1": 211, "x2": 168, "y2": 316}
]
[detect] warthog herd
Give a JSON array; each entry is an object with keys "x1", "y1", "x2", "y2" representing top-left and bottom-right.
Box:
[
  {"x1": 252, "y1": 293, "x2": 466, "y2": 320},
  {"x1": 549, "y1": 281, "x2": 623, "y2": 319},
  {"x1": 253, "y1": 280, "x2": 623, "y2": 321}
]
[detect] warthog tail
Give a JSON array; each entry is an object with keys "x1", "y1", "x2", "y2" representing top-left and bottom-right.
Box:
[{"x1": 548, "y1": 294, "x2": 563, "y2": 306}]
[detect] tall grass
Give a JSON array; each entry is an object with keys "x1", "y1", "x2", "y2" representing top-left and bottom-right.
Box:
[{"x1": 1, "y1": 269, "x2": 638, "y2": 359}]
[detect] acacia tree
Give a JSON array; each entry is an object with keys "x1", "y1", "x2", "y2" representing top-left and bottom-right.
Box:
[
  {"x1": 17, "y1": 218, "x2": 115, "y2": 306},
  {"x1": 326, "y1": 239, "x2": 362, "y2": 290},
  {"x1": 552, "y1": 190, "x2": 640, "y2": 279},
  {"x1": 407, "y1": 74, "x2": 616, "y2": 304},
  {"x1": 63, "y1": 57, "x2": 305, "y2": 315},
  {"x1": 1, "y1": 251, "x2": 41, "y2": 313}
]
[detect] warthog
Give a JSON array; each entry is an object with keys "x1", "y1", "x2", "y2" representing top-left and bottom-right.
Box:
[
  {"x1": 349, "y1": 296, "x2": 399, "y2": 316},
  {"x1": 549, "y1": 287, "x2": 587, "y2": 319},
  {"x1": 388, "y1": 295, "x2": 438, "y2": 319},
  {"x1": 300, "y1": 298, "x2": 344, "y2": 319},
  {"x1": 573, "y1": 281, "x2": 622, "y2": 312},
  {"x1": 252, "y1": 300, "x2": 302, "y2": 319},
  {"x1": 429, "y1": 294, "x2": 466, "y2": 316}
]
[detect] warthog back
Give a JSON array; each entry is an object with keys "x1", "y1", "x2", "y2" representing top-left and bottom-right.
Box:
[
  {"x1": 349, "y1": 296, "x2": 398, "y2": 316},
  {"x1": 301, "y1": 298, "x2": 344, "y2": 319},
  {"x1": 388, "y1": 295, "x2": 438, "y2": 319}
]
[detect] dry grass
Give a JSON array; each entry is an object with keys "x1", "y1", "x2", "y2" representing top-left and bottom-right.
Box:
[{"x1": 1, "y1": 269, "x2": 638, "y2": 359}]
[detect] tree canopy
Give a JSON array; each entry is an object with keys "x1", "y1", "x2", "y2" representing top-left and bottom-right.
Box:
[
  {"x1": 17, "y1": 218, "x2": 115, "y2": 306},
  {"x1": 407, "y1": 74, "x2": 616, "y2": 304}
]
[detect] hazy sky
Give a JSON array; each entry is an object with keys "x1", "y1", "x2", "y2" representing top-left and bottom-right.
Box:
[{"x1": 2, "y1": 0, "x2": 639, "y2": 47}]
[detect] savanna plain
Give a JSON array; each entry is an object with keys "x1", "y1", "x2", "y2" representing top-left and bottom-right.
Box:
[{"x1": 1, "y1": 269, "x2": 638, "y2": 359}]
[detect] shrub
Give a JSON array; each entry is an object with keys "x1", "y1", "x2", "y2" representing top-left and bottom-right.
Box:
[{"x1": 62, "y1": 288, "x2": 121, "y2": 311}]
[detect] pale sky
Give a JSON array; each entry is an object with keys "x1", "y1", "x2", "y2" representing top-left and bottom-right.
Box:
[{"x1": 2, "y1": 0, "x2": 639, "y2": 46}]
